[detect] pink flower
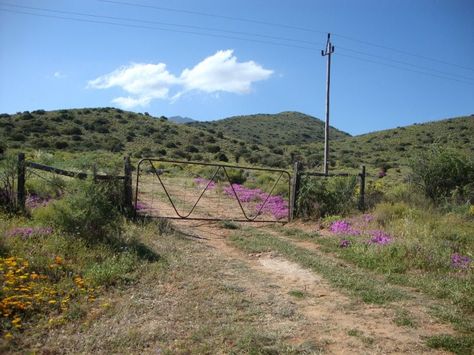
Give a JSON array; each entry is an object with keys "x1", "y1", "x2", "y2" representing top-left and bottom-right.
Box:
[{"x1": 329, "y1": 220, "x2": 360, "y2": 235}]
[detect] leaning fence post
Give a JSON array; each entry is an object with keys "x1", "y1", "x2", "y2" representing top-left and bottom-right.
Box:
[
  {"x1": 290, "y1": 161, "x2": 302, "y2": 220},
  {"x1": 17, "y1": 153, "x2": 26, "y2": 211},
  {"x1": 358, "y1": 165, "x2": 366, "y2": 211},
  {"x1": 123, "y1": 156, "x2": 133, "y2": 217}
]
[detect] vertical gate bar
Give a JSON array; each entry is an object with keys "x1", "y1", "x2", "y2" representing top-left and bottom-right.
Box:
[
  {"x1": 17, "y1": 152, "x2": 26, "y2": 212},
  {"x1": 123, "y1": 156, "x2": 133, "y2": 217},
  {"x1": 133, "y1": 159, "x2": 143, "y2": 218}
]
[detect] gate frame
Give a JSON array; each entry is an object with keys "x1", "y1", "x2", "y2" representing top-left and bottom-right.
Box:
[{"x1": 134, "y1": 158, "x2": 292, "y2": 223}]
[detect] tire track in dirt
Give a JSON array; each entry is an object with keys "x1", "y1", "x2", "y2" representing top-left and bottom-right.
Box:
[{"x1": 172, "y1": 220, "x2": 453, "y2": 354}]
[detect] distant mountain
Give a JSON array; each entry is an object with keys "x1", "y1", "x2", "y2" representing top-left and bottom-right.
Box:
[
  {"x1": 187, "y1": 111, "x2": 350, "y2": 147},
  {"x1": 168, "y1": 116, "x2": 196, "y2": 124}
]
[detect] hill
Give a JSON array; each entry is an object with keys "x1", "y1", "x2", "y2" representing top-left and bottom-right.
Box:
[
  {"x1": 187, "y1": 111, "x2": 350, "y2": 148},
  {"x1": 291, "y1": 115, "x2": 474, "y2": 170},
  {"x1": 1, "y1": 108, "x2": 472, "y2": 172},
  {"x1": 168, "y1": 115, "x2": 196, "y2": 124},
  {"x1": 0, "y1": 108, "x2": 288, "y2": 167}
]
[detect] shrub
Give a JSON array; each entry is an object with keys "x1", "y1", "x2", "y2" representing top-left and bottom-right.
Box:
[
  {"x1": 216, "y1": 152, "x2": 228, "y2": 162},
  {"x1": 296, "y1": 176, "x2": 357, "y2": 219},
  {"x1": 206, "y1": 145, "x2": 221, "y2": 153},
  {"x1": 185, "y1": 145, "x2": 199, "y2": 153},
  {"x1": 33, "y1": 180, "x2": 122, "y2": 241},
  {"x1": 55, "y1": 141, "x2": 69, "y2": 149},
  {"x1": 410, "y1": 146, "x2": 474, "y2": 203},
  {"x1": 0, "y1": 154, "x2": 17, "y2": 212}
]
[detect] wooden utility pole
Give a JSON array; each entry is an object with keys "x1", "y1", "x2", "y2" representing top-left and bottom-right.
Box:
[{"x1": 321, "y1": 33, "x2": 334, "y2": 175}]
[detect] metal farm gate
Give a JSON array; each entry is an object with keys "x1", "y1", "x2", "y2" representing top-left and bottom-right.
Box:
[{"x1": 134, "y1": 159, "x2": 292, "y2": 223}]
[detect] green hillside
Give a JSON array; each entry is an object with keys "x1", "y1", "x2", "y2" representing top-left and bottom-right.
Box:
[
  {"x1": 0, "y1": 108, "x2": 287, "y2": 167},
  {"x1": 291, "y1": 115, "x2": 474, "y2": 170},
  {"x1": 187, "y1": 111, "x2": 350, "y2": 148},
  {"x1": 1, "y1": 108, "x2": 472, "y2": 172}
]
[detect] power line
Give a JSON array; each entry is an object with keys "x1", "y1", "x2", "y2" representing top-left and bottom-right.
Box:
[
  {"x1": 0, "y1": 2, "x2": 324, "y2": 48},
  {"x1": 0, "y1": 7, "x2": 320, "y2": 51},
  {"x1": 1, "y1": 5, "x2": 473, "y2": 86},
  {"x1": 99, "y1": 0, "x2": 474, "y2": 72},
  {"x1": 337, "y1": 45, "x2": 474, "y2": 82},
  {"x1": 333, "y1": 33, "x2": 474, "y2": 72},
  {"x1": 337, "y1": 53, "x2": 474, "y2": 86},
  {"x1": 98, "y1": 0, "x2": 327, "y2": 35}
]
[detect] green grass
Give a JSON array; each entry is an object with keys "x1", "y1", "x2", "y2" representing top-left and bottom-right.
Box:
[
  {"x1": 288, "y1": 290, "x2": 306, "y2": 299},
  {"x1": 229, "y1": 227, "x2": 408, "y2": 304},
  {"x1": 393, "y1": 308, "x2": 417, "y2": 328},
  {"x1": 426, "y1": 334, "x2": 474, "y2": 355}
]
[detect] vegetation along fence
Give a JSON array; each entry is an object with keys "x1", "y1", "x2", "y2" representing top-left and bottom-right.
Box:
[
  {"x1": 291, "y1": 162, "x2": 366, "y2": 219},
  {"x1": 12, "y1": 152, "x2": 365, "y2": 222},
  {"x1": 16, "y1": 153, "x2": 133, "y2": 215}
]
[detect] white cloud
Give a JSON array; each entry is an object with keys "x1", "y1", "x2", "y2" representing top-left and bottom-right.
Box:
[
  {"x1": 180, "y1": 50, "x2": 273, "y2": 94},
  {"x1": 112, "y1": 96, "x2": 153, "y2": 109},
  {"x1": 53, "y1": 71, "x2": 66, "y2": 79},
  {"x1": 87, "y1": 63, "x2": 178, "y2": 103},
  {"x1": 87, "y1": 50, "x2": 273, "y2": 108}
]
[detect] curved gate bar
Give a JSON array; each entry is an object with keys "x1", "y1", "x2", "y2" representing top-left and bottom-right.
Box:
[
  {"x1": 150, "y1": 160, "x2": 222, "y2": 218},
  {"x1": 222, "y1": 167, "x2": 285, "y2": 221}
]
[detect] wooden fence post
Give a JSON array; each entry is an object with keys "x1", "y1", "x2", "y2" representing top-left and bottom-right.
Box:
[
  {"x1": 290, "y1": 161, "x2": 302, "y2": 220},
  {"x1": 92, "y1": 164, "x2": 97, "y2": 182},
  {"x1": 358, "y1": 165, "x2": 366, "y2": 211},
  {"x1": 123, "y1": 156, "x2": 133, "y2": 217},
  {"x1": 17, "y1": 153, "x2": 26, "y2": 211}
]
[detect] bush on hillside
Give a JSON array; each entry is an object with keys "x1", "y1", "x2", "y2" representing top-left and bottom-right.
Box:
[{"x1": 409, "y1": 146, "x2": 474, "y2": 204}]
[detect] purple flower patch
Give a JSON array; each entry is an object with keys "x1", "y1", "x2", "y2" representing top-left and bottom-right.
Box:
[
  {"x1": 451, "y1": 253, "x2": 471, "y2": 269},
  {"x1": 329, "y1": 220, "x2": 360, "y2": 235},
  {"x1": 26, "y1": 194, "x2": 51, "y2": 209},
  {"x1": 368, "y1": 230, "x2": 393, "y2": 245},
  {"x1": 256, "y1": 195, "x2": 289, "y2": 220},
  {"x1": 135, "y1": 201, "x2": 150, "y2": 211},
  {"x1": 363, "y1": 214, "x2": 374, "y2": 223},
  {"x1": 223, "y1": 184, "x2": 262, "y2": 202},
  {"x1": 223, "y1": 184, "x2": 288, "y2": 219},
  {"x1": 6, "y1": 226, "x2": 53, "y2": 238},
  {"x1": 194, "y1": 177, "x2": 216, "y2": 189}
]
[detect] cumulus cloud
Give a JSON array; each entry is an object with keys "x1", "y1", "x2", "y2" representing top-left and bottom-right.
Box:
[
  {"x1": 180, "y1": 50, "x2": 273, "y2": 94},
  {"x1": 87, "y1": 50, "x2": 273, "y2": 108},
  {"x1": 87, "y1": 63, "x2": 178, "y2": 106}
]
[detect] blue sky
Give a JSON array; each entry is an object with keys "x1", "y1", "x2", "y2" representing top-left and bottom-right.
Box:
[{"x1": 0, "y1": 0, "x2": 473, "y2": 135}]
